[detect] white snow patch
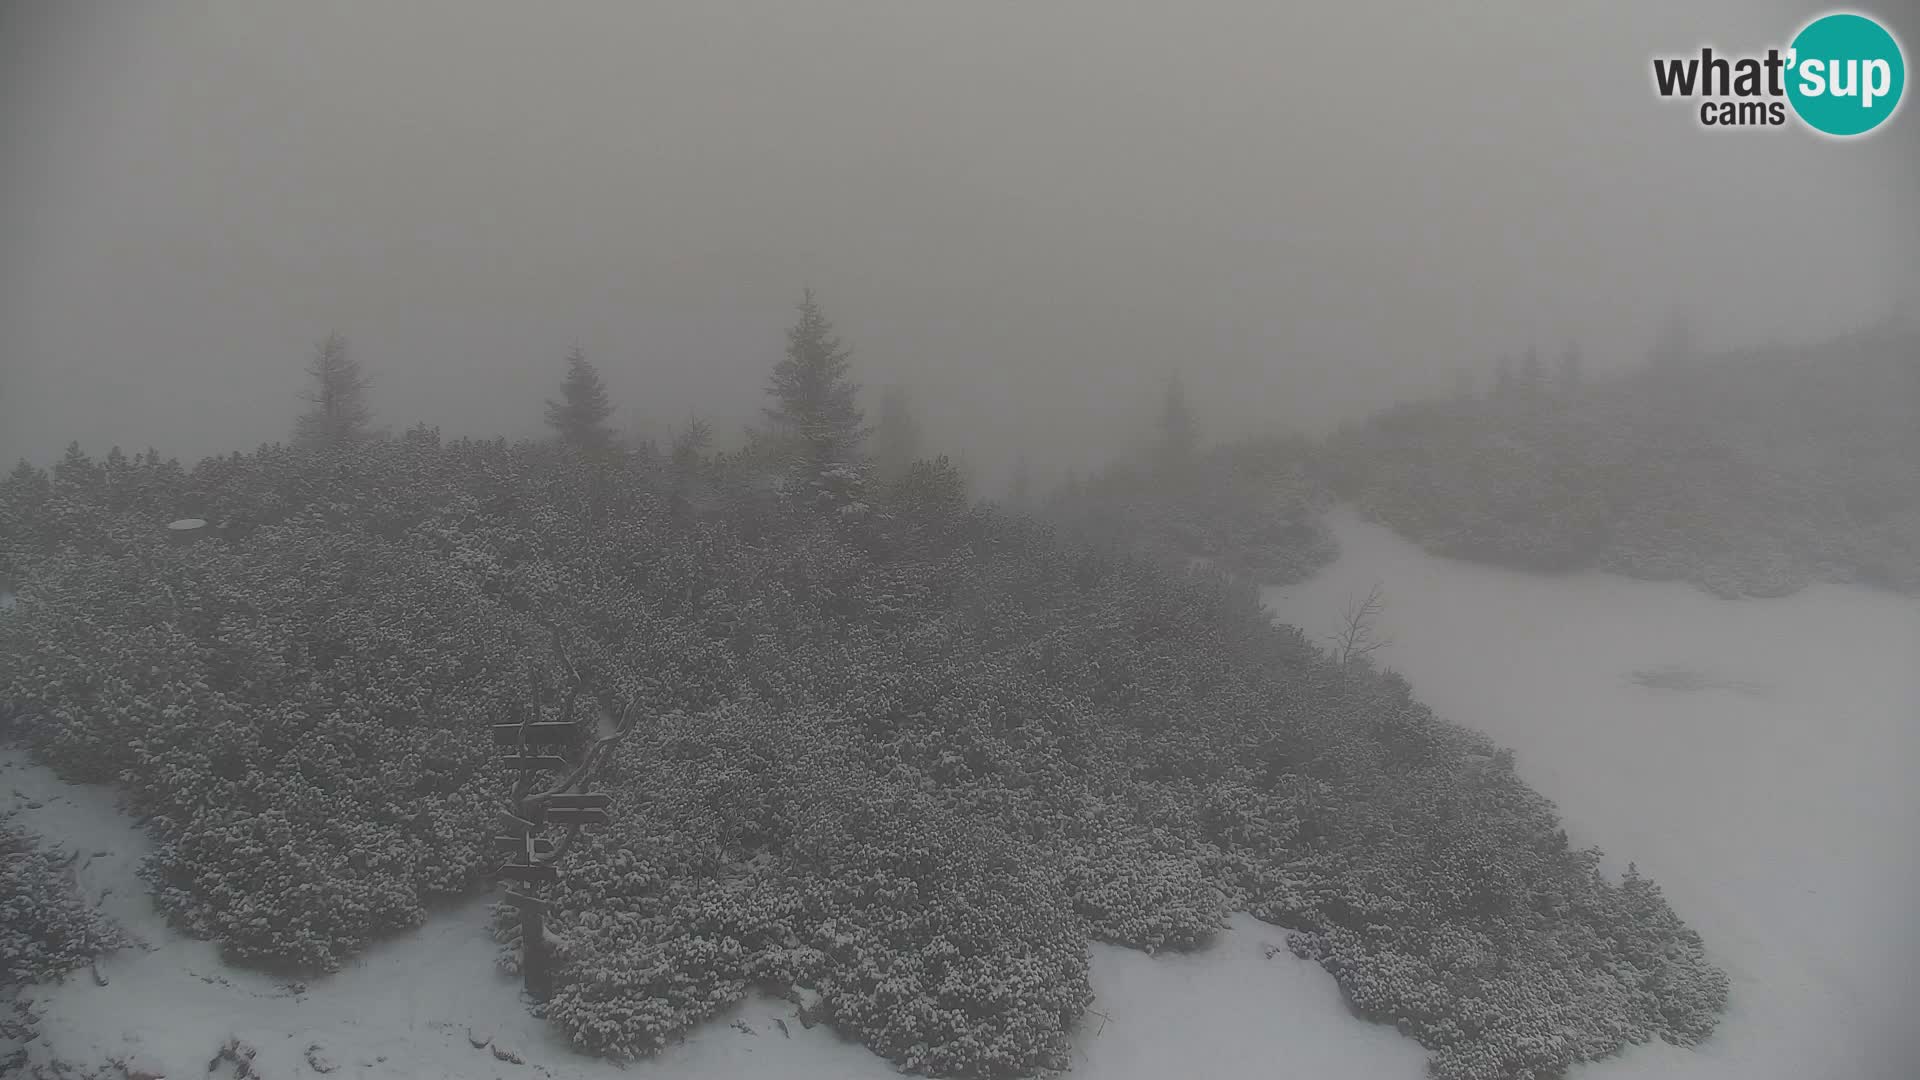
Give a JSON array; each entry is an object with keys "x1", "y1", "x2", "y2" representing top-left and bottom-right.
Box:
[{"x1": 1268, "y1": 510, "x2": 1920, "y2": 1080}]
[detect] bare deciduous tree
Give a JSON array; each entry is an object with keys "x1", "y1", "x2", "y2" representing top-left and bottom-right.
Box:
[{"x1": 1330, "y1": 580, "x2": 1391, "y2": 669}]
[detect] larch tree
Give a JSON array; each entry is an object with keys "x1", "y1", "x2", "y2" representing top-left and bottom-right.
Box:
[
  {"x1": 545, "y1": 345, "x2": 616, "y2": 451},
  {"x1": 294, "y1": 333, "x2": 373, "y2": 449},
  {"x1": 765, "y1": 290, "x2": 869, "y2": 498}
]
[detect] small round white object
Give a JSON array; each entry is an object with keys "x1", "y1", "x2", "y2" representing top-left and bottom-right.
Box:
[{"x1": 166, "y1": 518, "x2": 209, "y2": 546}]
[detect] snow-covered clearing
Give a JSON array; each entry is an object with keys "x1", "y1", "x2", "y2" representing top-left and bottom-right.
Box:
[{"x1": 1269, "y1": 510, "x2": 1920, "y2": 1080}]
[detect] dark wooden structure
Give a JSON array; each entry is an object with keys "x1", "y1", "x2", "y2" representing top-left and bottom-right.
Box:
[{"x1": 492, "y1": 637, "x2": 638, "y2": 1000}]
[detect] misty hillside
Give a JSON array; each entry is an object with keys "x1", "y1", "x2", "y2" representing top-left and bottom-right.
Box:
[
  {"x1": 2, "y1": 5, "x2": 1914, "y2": 1079},
  {"x1": 0, "y1": 429, "x2": 1727, "y2": 1080},
  {"x1": 1324, "y1": 328, "x2": 1920, "y2": 598},
  {"x1": 1041, "y1": 382, "x2": 1339, "y2": 588},
  {"x1": 1044, "y1": 439, "x2": 1337, "y2": 589}
]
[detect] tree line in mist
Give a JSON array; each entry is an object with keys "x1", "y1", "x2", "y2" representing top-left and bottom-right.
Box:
[{"x1": 23, "y1": 292, "x2": 1918, "y2": 604}]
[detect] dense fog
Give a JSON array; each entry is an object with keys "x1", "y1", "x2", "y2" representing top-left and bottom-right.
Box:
[
  {"x1": 1, "y1": 5, "x2": 1916, "y2": 1080},
  {"x1": 3, "y1": 2, "x2": 1915, "y2": 485}
]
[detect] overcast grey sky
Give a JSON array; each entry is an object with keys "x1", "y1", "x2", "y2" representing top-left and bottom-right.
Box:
[{"x1": 2, "y1": 1, "x2": 1915, "y2": 483}]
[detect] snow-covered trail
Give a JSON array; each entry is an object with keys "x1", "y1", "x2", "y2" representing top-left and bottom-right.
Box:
[
  {"x1": 1268, "y1": 510, "x2": 1920, "y2": 1080},
  {"x1": 1, "y1": 746, "x2": 1427, "y2": 1080}
]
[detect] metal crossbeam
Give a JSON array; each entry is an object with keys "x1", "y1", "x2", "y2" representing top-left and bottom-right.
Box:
[
  {"x1": 498, "y1": 754, "x2": 570, "y2": 772},
  {"x1": 492, "y1": 835, "x2": 557, "y2": 856},
  {"x1": 495, "y1": 861, "x2": 559, "y2": 884}
]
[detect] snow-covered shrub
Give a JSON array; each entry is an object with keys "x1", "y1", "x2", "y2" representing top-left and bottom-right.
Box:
[
  {"x1": 784, "y1": 782, "x2": 1090, "y2": 1077},
  {"x1": 1271, "y1": 751, "x2": 1730, "y2": 1080},
  {"x1": 534, "y1": 701, "x2": 1092, "y2": 1076},
  {"x1": 0, "y1": 823, "x2": 123, "y2": 986},
  {"x1": 1052, "y1": 804, "x2": 1225, "y2": 952},
  {"x1": 0, "y1": 436, "x2": 1731, "y2": 1080},
  {"x1": 0, "y1": 510, "x2": 528, "y2": 970}
]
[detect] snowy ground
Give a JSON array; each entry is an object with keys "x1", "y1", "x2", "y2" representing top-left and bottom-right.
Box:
[
  {"x1": 7, "y1": 512, "x2": 1915, "y2": 1079},
  {"x1": 1269, "y1": 510, "x2": 1920, "y2": 1080}
]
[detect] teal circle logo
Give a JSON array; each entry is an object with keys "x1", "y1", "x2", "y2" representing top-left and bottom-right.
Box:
[{"x1": 1786, "y1": 12, "x2": 1905, "y2": 137}]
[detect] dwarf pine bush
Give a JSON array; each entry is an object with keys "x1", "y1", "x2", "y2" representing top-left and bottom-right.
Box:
[{"x1": 0, "y1": 439, "x2": 1728, "y2": 1077}]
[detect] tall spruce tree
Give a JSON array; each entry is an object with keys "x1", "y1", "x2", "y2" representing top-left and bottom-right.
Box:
[
  {"x1": 53, "y1": 441, "x2": 97, "y2": 491},
  {"x1": 670, "y1": 414, "x2": 713, "y2": 473},
  {"x1": 1157, "y1": 373, "x2": 1198, "y2": 467},
  {"x1": 545, "y1": 345, "x2": 616, "y2": 451},
  {"x1": 765, "y1": 290, "x2": 868, "y2": 474},
  {"x1": 294, "y1": 333, "x2": 373, "y2": 448}
]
